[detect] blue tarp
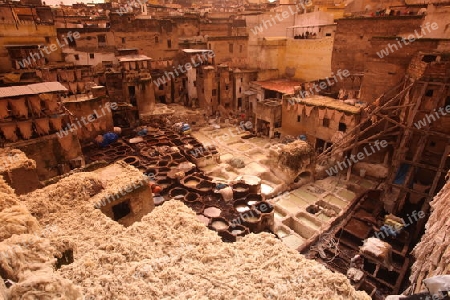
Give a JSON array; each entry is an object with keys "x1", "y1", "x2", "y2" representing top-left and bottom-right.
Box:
[
  {"x1": 99, "y1": 132, "x2": 119, "y2": 148},
  {"x1": 181, "y1": 124, "x2": 191, "y2": 132},
  {"x1": 394, "y1": 163, "x2": 410, "y2": 185},
  {"x1": 137, "y1": 128, "x2": 148, "y2": 136}
]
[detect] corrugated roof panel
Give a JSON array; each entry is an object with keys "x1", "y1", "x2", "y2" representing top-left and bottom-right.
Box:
[
  {"x1": 0, "y1": 82, "x2": 67, "y2": 98},
  {"x1": 118, "y1": 55, "x2": 152, "y2": 62}
]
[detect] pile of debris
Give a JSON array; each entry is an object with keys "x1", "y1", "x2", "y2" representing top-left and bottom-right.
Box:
[{"x1": 0, "y1": 168, "x2": 371, "y2": 299}]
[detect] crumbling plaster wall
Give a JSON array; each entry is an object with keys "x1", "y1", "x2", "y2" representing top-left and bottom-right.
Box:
[
  {"x1": 63, "y1": 96, "x2": 114, "y2": 143},
  {"x1": 12, "y1": 133, "x2": 83, "y2": 180},
  {"x1": 281, "y1": 100, "x2": 359, "y2": 146},
  {"x1": 0, "y1": 22, "x2": 61, "y2": 72},
  {"x1": 360, "y1": 39, "x2": 450, "y2": 102},
  {"x1": 331, "y1": 16, "x2": 424, "y2": 88},
  {"x1": 410, "y1": 172, "x2": 450, "y2": 293},
  {"x1": 281, "y1": 37, "x2": 334, "y2": 81}
]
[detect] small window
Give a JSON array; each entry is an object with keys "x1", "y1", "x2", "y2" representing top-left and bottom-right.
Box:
[
  {"x1": 239, "y1": 87, "x2": 242, "y2": 93},
  {"x1": 193, "y1": 80, "x2": 196, "y2": 87},
  {"x1": 208, "y1": 43, "x2": 211, "y2": 49},
  {"x1": 239, "y1": 45, "x2": 243, "y2": 53},
  {"x1": 212, "y1": 89, "x2": 217, "y2": 96},
  {"x1": 98, "y1": 35, "x2": 106, "y2": 43},
  {"x1": 229, "y1": 43, "x2": 233, "y2": 53},
  {"x1": 425, "y1": 90, "x2": 434, "y2": 97},
  {"x1": 297, "y1": 115, "x2": 301, "y2": 122},
  {"x1": 226, "y1": 85, "x2": 229, "y2": 91},
  {"x1": 74, "y1": 54, "x2": 79, "y2": 61},
  {"x1": 89, "y1": 53, "x2": 95, "y2": 59},
  {"x1": 112, "y1": 200, "x2": 131, "y2": 221},
  {"x1": 422, "y1": 55, "x2": 437, "y2": 63},
  {"x1": 326, "y1": 33, "x2": 332, "y2": 37},
  {"x1": 323, "y1": 118, "x2": 330, "y2": 127},
  {"x1": 122, "y1": 37, "x2": 126, "y2": 44},
  {"x1": 45, "y1": 36, "x2": 50, "y2": 43},
  {"x1": 102, "y1": 61, "x2": 113, "y2": 68},
  {"x1": 167, "y1": 39, "x2": 172, "y2": 48},
  {"x1": 339, "y1": 122, "x2": 347, "y2": 132},
  {"x1": 430, "y1": 141, "x2": 436, "y2": 147},
  {"x1": 155, "y1": 36, "x2": 159, "y2": 43}
]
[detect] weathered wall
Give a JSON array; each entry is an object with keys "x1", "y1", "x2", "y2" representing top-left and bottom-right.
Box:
[
  {"x1": 423, "y1": 5, "x2": 450, "y2": 39},
  {"x1": 360, "y1": 39, "x2": 450, "y2": 102},
  {"x1": 63, "y1": 96, "x2": 115, "y2": 143},
  {"x1": 410, "y1": 172, "x2": 450, "y2": 293},
  {"x1": 12, "y1": 133, "x2": 83, "y2": 180},
  {"x1": 208, "y1": 36, "x2": 248, "y2": 67},
  {"x1": 63, "y1": 48, "x2": 117, "y2": 66},
  {"x1": 0, "y1": 23, "x2": 61, "y2": 72},
  {"x1": 99, "y1": 184, "x2": 153, "y2": 227},
  {"x1": 281, "y1": 37, "x2": 333, "y2": 81},
  {"x1": 110, "y1": 14, "x2": 178, "y2": 61},
  {"x1": 281, "y1": 98, "x2": 359, "y2": 146},
  {"x1": 332, "y1": 16, "x2": 425, "y2": 75}
]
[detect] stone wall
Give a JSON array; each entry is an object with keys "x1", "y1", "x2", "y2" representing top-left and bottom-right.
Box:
[{"x1": 410, "y1": 172, "x2": 450, "y2": 293}]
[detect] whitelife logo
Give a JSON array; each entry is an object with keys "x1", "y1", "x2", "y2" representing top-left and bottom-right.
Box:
[
  {"x1": 18, "y1": 31, "x2": 81, "y2": 68},
  {"x1": 376, "y1": 22, "x2": 439, "y2": 58},
  {"x1": 414, "y1": 104, "x2": 450, "y2": 129},
  {"x1": 153, "y1": 51, "x2": 215, "y2": 88},
  {"x1": 250, "y1": 0, "x2": 312, "y2": 35},
  {"x1": 325, "y1": 140, "x2": 388, "y2": 176},
  {"x1": 293, "y1": 69, "x2": 350, "y2": 102},
  {"x1": 56, "y1": 102, "x2": 117, "y2": 139}
]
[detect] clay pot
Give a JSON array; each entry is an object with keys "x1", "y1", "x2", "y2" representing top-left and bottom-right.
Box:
[
  {"x1": 196, "y1": 180, "x2": 214, "y2": 194},
  {"x1": 233, "y1": 183, "x2": 250, "y2": 199},
  {"x1": 203, "y1": 206, "x2": 221, "y2": 218},
  {"x1": 218, "y1": 230, "x2": 237, "y2": 243},
  {"x1": 121, "y1": 156, "x2": 140, "y2": 167},
  {"x1": 184, "y1": 192, "x2": 200, "y2": 202},
  {"x1": 188, "y1": 201, "x2": 204, "y2": 214},
  {"x1": 246, "y1": 194, "x2": 264, "y2": 206},
  {"x1": 169, "y1": 188, "x2": 188, "y2": 200},
  {"x1": 209, "y1": 217, "x2": 229, "y2": 232},
  {"x1": 234, "y1": 199, "x2": 251, "y2": 213},
  {"x1": 254, "y1": 201, "x2": 274, "y2": 232},
  {"x1": 171, "y1": 152, "x2": 184, "y2": 160},
  {"x1": 228, "y1": 225, "x2": 249, "y2": 237},
  {"x1": 104, "y1": 149, "x2": 117, "y2": 156},
  {"x1": 241, "y1": 209, "x2": 262, "y2": 233},
  {"x1": 157, "y1": 160, "x2": 170, "y2": 167},
  {"x1": 182, "y1": 176, "x2": 201, "y2": 188}
]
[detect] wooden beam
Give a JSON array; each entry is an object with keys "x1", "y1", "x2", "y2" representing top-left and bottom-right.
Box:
[
  {"x1": 387, "y1": 183, "x2": 432, "y2": 199},
  {"x1": 401, "y1": 160, "x2": 446, "y2": 172}
]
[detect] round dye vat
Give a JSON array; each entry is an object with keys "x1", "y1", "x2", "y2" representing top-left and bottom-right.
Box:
[
  {"x1": 203, "y1": 207, "x2": 221, "y2": 218},
  {"x1": 196, "y1": 215, "x2": 210, "y2": 226},
  {"x1": 211, "y1": 220, "x2": 228, "y2": 231},
  {"x1": 261, "y1": 184, "x2": 274, "y2": 195},
  {"x1": 235, "y1": 205, "x2": 250, "y2": 213}
]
